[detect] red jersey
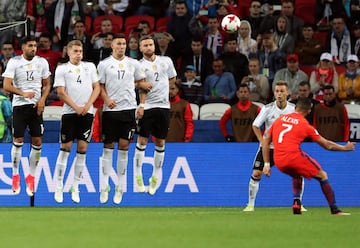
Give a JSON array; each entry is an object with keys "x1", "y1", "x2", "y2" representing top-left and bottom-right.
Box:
[{"x1": 268, "y1": 112, "x2": 321, "y2": 163}]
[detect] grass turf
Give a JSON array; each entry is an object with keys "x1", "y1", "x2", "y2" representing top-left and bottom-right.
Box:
[{"x1": 1, "y1": 207, "x2": 359, "y2": 248}]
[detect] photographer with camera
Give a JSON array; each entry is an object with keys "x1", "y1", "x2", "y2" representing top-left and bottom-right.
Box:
[{"x1": 241, "y1": 57, "x2": 269, "y2": 104}]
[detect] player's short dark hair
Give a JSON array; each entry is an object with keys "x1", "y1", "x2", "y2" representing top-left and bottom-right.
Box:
[
  {"x1": 139, "y1": 34, "x2": 154, "y2": 43},
  {"x1": 113, "y1": 33, "x2": 126, "y2": 40},
  {"x1": 296, "y1": 97, "x2": 311, "y2": 111},
  {"x1": 21, "y1": 36, "x2": 37, "y2": 45},
  {"x1": 238, "y1": 83, "x2": 250, "y2": 91}
]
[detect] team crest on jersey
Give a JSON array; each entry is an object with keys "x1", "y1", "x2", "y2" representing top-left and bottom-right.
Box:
[
  {"x1": 152, "y1": 65, "x2": 157, "y2": 71},
  {"x1": 118, "y1": 63, "x2": 124, "y2": 69},
  {"x1": 27, "y1": 64, "x2": 32, "y2": 70},
  {"x1": 75, "y1": 68, "x2": 80, "y2": 74}
]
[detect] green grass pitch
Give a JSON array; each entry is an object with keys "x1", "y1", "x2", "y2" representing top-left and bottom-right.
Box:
[{"x1": 1, "y1": 207, "x2": 359, "y2": 248}]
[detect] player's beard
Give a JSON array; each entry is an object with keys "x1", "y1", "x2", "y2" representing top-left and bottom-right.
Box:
[
  {"x1": 24, "y1": 51, "x2": 35, "y2": 60},
  {"x1": 143, "y1": 50, "x2": 154, "y2": 59}
]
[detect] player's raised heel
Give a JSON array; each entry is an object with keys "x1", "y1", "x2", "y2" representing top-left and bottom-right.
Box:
[
  {"x1": 100, "y1": 185, "x2": 110, "y2": 204},
  {"x1": 292, "y1": 199, "x2": 302, "y2": 215},
  {"x1": 135, "y1": 175, "x2": 146, "y2": 193},
  {"x1": 54, "y1": 187, "x2": 63, "y2": 203},
  {"x1": 12, "y1": 174, "x2": 21, "y2": 195},
  {"x1": 25, "y1": 175, "x2": 35, "y2": 197},
  {"x1": 148, "y1": 176, "x2": 158, "y2": 195},
  {"x1": 69, "y1": 186, "x2": 80, "y2": 203},
  {"x1": 113, "y1": 186, "x2": 123, "y2": 204}
]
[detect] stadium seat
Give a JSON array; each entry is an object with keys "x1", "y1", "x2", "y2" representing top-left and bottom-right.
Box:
[
  {"x1": 335, "y1": 65, "x2": 346, "y2": 75},
  {"x1": 344, "y1": 104, "x2": 360, "y2": 119},
  {"x1": 190, "y1": 103, "x2": 200, "y2": 120},
  {"x1": 43, "y1": 106, "x2": 63, "y2": 121},
  {"x1": 295, "y1": 0, "x2": 316, "y2": 24},
  {"x1": 85, "y1": 15, "x2": 92, "y2": 33},
  {"x1": 299, "y1": 65, "x2": 315, "y2": 77},
  {"x1": 93, "y1": 15, "x2": 123, "y2": 34},
  {"x1": 313, "y1": 32, "x2": 328, "y2": 47},
  {"x1": 199, "y1": 103, "x2": 231, "y2": 120},
  {"x1": 124, "y1": 15, "x2": 155, "y2": 37},
  {"x1": 156, "y1": 16, "x2": 171, "y2": 32}
]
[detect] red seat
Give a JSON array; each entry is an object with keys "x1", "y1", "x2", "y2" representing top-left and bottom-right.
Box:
[
  {"x1": 295, "y1": 0, "x2": 316, "y2": 24},
  {"x1": 85, "y1": 16, "x2": 92, "y2": 34},
  {"x1": 335, "y1": 65, "x2": 346, "y2": 75},
  {"x1": 313, "y1": 31, "x2": 328, "y2": 46},
  {"x1": 124, "y1": 15, "x2": 155, "y2": 37},
  {"x1": 156, "y1": 16, "x2": 171, "y2": 32},
  {"x1": 299, "y1": 65, "x2": 315, "y2": 77},
  {"x1": 93, "y1": 15, "x2": 123, "y2": 34}
]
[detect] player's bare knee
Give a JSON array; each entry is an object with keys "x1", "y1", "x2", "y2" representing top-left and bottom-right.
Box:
[{"x1": 252, "y1": 170, "x2": 262, "y2": 180}]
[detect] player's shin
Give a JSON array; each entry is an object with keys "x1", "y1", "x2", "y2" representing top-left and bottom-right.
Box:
[
  {"x1": 320, "y1": 179, "x2": 338, "y2": 210},
  {"x1": 11, "y1": 142, "x2": 23, "y2": 175},
  {"x1": 73, "y1": 152, "x2": 86, "y2": 190},
  {"x1": 101, "y1": 148, "x2": 113, "y2": 189},
  {"x1": 29, "y1": 144, "x2": 41, "y2": 176},
  {"x1": 134, "y1": 144, "x2": 146, "y2": 176},
  {"x1": 248, "y1": 176, "x2": 260, "y2": 206},
  {"x1": 55, "y1": 149, "x2": 70, "y2": 188},
  {"x1": 153, "y1": 145, "x2": 165, "y2": 177},
  {"x1": 116, "y1": 149, "x2": 128, "y2": 190}
]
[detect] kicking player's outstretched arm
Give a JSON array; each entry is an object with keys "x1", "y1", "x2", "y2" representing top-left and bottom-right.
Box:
[{"x1": 316, "y1": 136, "x2": 356, "y2": 151}]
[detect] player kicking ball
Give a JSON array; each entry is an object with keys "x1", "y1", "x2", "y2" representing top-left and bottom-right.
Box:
[{"x1": 262, "y1": 97, "x2": 355, "y2": 215}]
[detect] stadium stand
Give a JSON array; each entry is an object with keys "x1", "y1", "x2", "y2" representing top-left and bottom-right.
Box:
[{"x1": 199, "y1": 103, "x2": 230, "y2": 120}]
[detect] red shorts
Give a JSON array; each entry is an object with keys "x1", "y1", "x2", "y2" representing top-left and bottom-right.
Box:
[{"x1": 275, "y1": 151, "x2": 322, "y2": 179}]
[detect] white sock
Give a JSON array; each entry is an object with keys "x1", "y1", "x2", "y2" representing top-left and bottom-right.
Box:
[
  {"x1": 134, "y1": 144, "x2": 146, "y2": 177},
  {"x1": 11, "y1": 142, "x2": 23, "y2": 175},
  {"x1": 73, "y1": 153, "x2": 86, "y2": 190},
  {"x1": 299, "y1": 177, "x2": 305, "y2": 202},
  {"x1": 101, "y1": 148, "x2": 113, "y2": 190},
  {"x1": 116, "y1": 149, "x2": 128, "y2": 190},
  {"x1": 153, "y1": 145, "x2": 165, "y2": 178},
  {"x1": 29, "y1": 144, "x2": 41, "y2": 176},
  {"x1": 55, "y1": 149, "x2": 70, "y2": 189},
  {"x1": 248, "y1": 177, "x2": 260, "y2": 206}
]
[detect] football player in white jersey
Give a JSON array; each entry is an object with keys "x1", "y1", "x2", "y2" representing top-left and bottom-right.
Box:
[
  {"x1": 97, "y1": 34, "x2": 152, "y2": 204},
  {"x1": 134, "y1": 35, "x2": 177, "y2": 195},
  {"x1": 2, "y1": 36, "x2": 51, "y2": 197},
  {"x1": 53, "y1": 40, "x2": 100, "y2": 204},
  {"x1": 243, "y1": 81, "x2": 306, "y2": 212}
]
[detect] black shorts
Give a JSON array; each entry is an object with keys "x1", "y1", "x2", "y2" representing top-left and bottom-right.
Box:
[
  {"x1": 102, "y1": 110, "x2": 136, "y2": 143},
  {"x1": 12, "y1": 104, "x2": 44, "y2": 138},
  {"x1": 137, "y1": 108, "x2": 170, "y2": 139},
  {"x1": 252, "y1": 147, "x2": 275, "y2": 171},
  {"x1": 60, "y1": 113, "x2": 94, "y2": 143}
]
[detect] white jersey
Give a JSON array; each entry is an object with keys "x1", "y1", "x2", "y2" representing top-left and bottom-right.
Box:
[
  {"x1": 54, "y1": 61, "x2": 99, "y2": 115},
  {"x1": 253, "y1": 101, "x2": 295, "y2": 148},
  {"x1": 97, "y1": 55, "x2": 145, "y2": 112},
  {"x1": 2, "y1": 55, "x2": 51, "y2": 107},
  {"x1": 140, "y1": 55, "x2": 177, "y2": 109}
]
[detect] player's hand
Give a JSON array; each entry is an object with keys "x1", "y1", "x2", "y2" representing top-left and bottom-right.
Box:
[
  {"x1": 136, "y1": 107, "x2": 144, "y2": 119},
  {"x1": 107, "y1": 99, "x2": 116, "y2": 109},
  {"x1": 23, "y1": 91, "x2": 35, "y2": 99},
  {"x1": 35, "y1": 100, "x2": 45, "y2": 115},
  {"x1": 344, "y1": 142, "x2": 356, "y2": 151},
  {"x1": 141, "y1": 81, "x2": 153, "y2": 92},
  {"x1": 263, "y1": 163, "x2": 271, "y2": 177}
]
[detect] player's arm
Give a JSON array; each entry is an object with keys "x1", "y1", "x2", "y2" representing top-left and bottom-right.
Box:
[
  {"x1": 57, "y1": 86, "x2": 83, "y2": 114},
  {"x1": 136, "y1": 78, "x2": 148, "y2": 120},
  {"x1": 100, "y1": 83, "x2": 116, "y2": 109},
  {"x1": 82, "y1": 81, "x2": 101, "y2": 115},
  {"x1": 261, "y1": 130, "x2": 272, "y2": 177},
  {"x1": 252, "y1": 125, "x2": 263, "y2": 143},
  {"x1": 3, "y1": 77, "x2": 34, "y2": 98},
  {"x1": 316, "y1": 136, "x2": 355, "y2": 151},
  {"x1": 36, "y1": 76, "x2": 51, "y2": 115}
]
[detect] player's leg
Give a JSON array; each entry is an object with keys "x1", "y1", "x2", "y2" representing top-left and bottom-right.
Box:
[
  {"x1": 149, "y1": 109, "x2": 169, "y2": 196},
  {"x1": 292, "y1": 176, "x2": 307, "y2": 212},
  {"x1": 11, "y1": 106, "x2": 27, "y2": 194},
  {"x1": 54, "y1": 146, "x2": 71, "y2": 203}
]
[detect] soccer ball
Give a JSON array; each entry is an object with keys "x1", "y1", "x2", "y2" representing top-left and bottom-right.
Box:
[{"x1": 221, "y1": 14, "x2": 241, "y2": 33}]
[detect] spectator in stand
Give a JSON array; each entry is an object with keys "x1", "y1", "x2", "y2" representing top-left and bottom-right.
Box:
[
  {"x1": 68, "y1": 20, "x2": 92, "y2": 60},
  {"x1": 219, "y1": 35, "x2": 249, "y2": 87},
  {"x1": 325, "y1": 15, "x2": 352, "y2": 64},
  {"x1": 130, "y1": 20, "x2": 152, "y2": 37},
  {"x1": 310, "y1": 52, "x2": 339, "y2": 101},
  {"x1": 46, "y1": 0, "x2": 85, "y2": 47},
  {"x1": 125, "y1": 35, "x2": 141, "y2": 60},
  {"x1": 350, "y1": 0, "x2": 360, "y2": 26},
  {"x1": 180, "y1": 36, "x2": 214, "y2": 84},
  {"x1": 0, "y1": 42, "x2": 17, "y2": 72},
  {"x1": 36, "y1": 33, "x2": 62, "y2": 75},
  {"x1": 241, "y1": 57, "x2": 269, "y2": 104},
  {"x1": 244, "y1": 0, "x2": 264, "y2": 40},
  {"x1": 249, "y1": 28, "x2": 286, "y2": 89},
  {"x1": 154, "y1": 32, "x2": 177, "y2": 66},
  {"x1": 273, "y1": 54, "x2": 309, "y2": 101},
  {"x1": 313, "y1": 85, "x2": 350, "y2": 142},
  {"x1": 30, "y1": 1, "x2": 49, "y2": 38},
  {"x1": 273, "y1": 15, "x2": 295, "y2": 55},
  {"x1": 315, "y1": 0, "x2": 347, "y2": 32},
  {"x1": 91, "y1": 18, "x2": 113, "y2": 49},
  {"x1": 185, "y1": 0, "x2": 210, "y2": 17},
  {"x1": 167, "y1": 1, "x2": 193, "y2": 57},
  {"x1": 337, "y1": 54, "x2": 360, "y2": 103},
  {"x1": 203, "y1": 58, "x2": 237, "y2": 104},
  {"x1": 167, "y1": 82, "x2": 194, "y2": 142},
  {"x1": 98, "y1": 0, "x2": 129, "y2": 16},
  {"x1": 180, "y1": 65, "x2": 203, "y2": 105},
  {"x1": 203, "y1": 16, "x2": 223, "y2": 59},
  {"x1": 280, "y1": 0, "x2": 304, "y2": 41},
  {"x1": 351, "y1": 21, "x2": 360, "y2": 59},
  {"x1": 237, "y1": 20, "x2": 257, "y2": 58},
  {"x1": 290, "y1": 81, "x2": 320, "y2": 125},
  {"x1": 132, "y1": 0, "x2": 168, "y2": 18},
  {"x1": 294, "y1": 23, "x2": 323, "y2": 65},
  {"x1": 219, "y1": 83, "x2": 261, "y2": 142},
  {"x1": 88, "y1": 32, "x2": 113, "y2": 66}
]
